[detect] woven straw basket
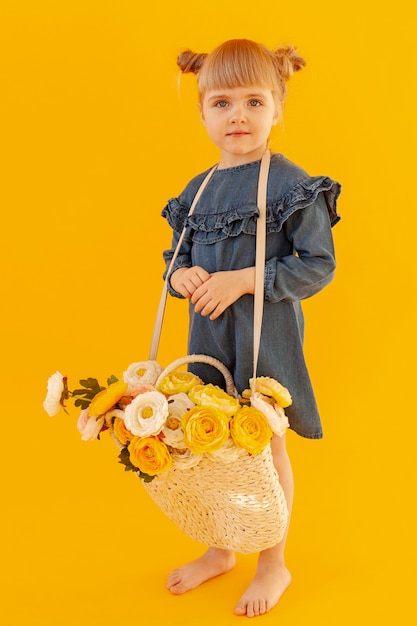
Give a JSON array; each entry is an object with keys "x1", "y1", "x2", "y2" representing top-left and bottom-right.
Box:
[
  {"x1": 117, "y1": 152, "x2": 288, "y2": 553},
  {"x1": 113, "y1": 354, "x2": 288, "y2": 555}
]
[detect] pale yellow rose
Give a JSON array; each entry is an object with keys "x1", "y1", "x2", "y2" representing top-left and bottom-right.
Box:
[
  {"x1": 242, "y1": 376, "x2": 292, "y2": 408},
  {"x1": 188, "y1": 384, "x2": 240, "y2": 417},
  {"x1": 88, "y1": 380, "x2": 128, "y2": 417},
  {"x1": 128, "y1": 436, "x2": 172, "y2": 476},
  {"x1": 230, "y1": 406, "x2": 273, "y2": 455},
  {"x1": 112, "y1": 417, "x2": 134, "y2": 446},
  {"x1": 181, "y1": 406, "x2": 230, "y2": 455},
  {"x1": 157, "y1": 369, "x2": 202, "y2": 395}
]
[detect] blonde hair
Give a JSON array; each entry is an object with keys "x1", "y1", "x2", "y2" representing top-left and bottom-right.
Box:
[{"x1": 177, "y1": 39, "x2": 305, "y2": 112}]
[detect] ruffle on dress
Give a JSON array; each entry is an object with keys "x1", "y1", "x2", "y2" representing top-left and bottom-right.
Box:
[{"x1": 162, "y1": 175, "x2": 341, "y2": 245}]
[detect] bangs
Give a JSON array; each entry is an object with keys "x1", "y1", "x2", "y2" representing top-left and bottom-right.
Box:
[{"x1": 197, "y1": 40, "x2": 280, "y2": 97}]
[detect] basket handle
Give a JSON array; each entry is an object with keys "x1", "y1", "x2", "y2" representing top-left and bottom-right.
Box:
[{"x1": 154, "y1": 353, "x2": 238, "y2": 397}]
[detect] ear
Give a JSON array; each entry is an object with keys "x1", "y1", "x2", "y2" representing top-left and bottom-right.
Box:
[
  {"x1": 198, "y1": 101, "x2": 206, "y2": 126},
  {"x1": 272, "y1": 107, "x2": 280, "y2": 126}
]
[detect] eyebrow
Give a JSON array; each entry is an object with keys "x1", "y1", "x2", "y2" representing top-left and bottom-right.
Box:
[{"x1": 206, "y1": 92, "x2": 266, "y2": 104}]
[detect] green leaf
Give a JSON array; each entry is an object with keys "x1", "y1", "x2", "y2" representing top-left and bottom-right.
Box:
[
  {"x1": 107, "y1": 374, "x2": 118, "y2": 386},
  {"x1": 139, "y1": 472, "x2": 154, "y2": 483},
  {"x1": 118, "y1": 447, "x2": 137, "y2": 472},
  {"x1": 74, "y1": 398, "x2": 91, "y2": 410},
  {"x1": 71, "y1": 378, "x2": 105, "y2": 405},
  {"x1": 117, "y1": 448, "x2": 155, "y2": 482},
  {"x1": 71, "y1": 388, "x2": 95, "y2": 398},
  {"x1": 79, "y1": 378, "x2": 104, "y2": 393}
]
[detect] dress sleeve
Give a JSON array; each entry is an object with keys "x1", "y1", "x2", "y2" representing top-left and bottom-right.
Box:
[
  {"x1": 264, "y1": 192, "x2": 337, "y2": 302},
  {"x1": 162, "y1": 230, "x2": 192, "y2": 299}
]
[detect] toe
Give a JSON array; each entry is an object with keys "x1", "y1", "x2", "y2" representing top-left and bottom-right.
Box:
[{"x1": 234, "y1": 599, "x2": 247, "y2": 616}]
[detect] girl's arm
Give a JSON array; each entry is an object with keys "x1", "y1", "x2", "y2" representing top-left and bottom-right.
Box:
[
  {"x1": 264, "y1": 194, "x2": 336, "y2": 303},
  {"x1": 191, "y1": 267, "x2": 255, "y2": 320},
  {"x1": 191, "y1": 193, "x2": 335, "y2": 318}
]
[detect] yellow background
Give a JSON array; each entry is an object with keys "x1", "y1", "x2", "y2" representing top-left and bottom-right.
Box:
[{"x1": 1, "y1": 1, "x2": 416, "y2": 624}]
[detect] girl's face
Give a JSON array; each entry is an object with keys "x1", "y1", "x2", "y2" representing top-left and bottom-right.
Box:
[{"x1": 199, "y1": 85, "x2": 279, "y2": 168}]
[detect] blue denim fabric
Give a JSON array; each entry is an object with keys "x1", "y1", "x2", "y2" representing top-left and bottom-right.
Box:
[{"x1": 161, "y1": 153, "x2": 341, "y2": 439}]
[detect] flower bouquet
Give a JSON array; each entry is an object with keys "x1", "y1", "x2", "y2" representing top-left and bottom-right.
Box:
[{"x1": 44, "y1": 354, "x2": 291, "y2": 554}]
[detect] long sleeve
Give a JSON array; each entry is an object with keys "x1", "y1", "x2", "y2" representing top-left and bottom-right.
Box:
[
  {"x1": 162, "y1": 231, "x2": 192, "y2": 299},
  {"x1": 264, "y1": 192, "x2": 336, "y2": 302}
]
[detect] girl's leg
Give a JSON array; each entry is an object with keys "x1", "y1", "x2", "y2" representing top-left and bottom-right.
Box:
[
  {"x1": 167, "y1": 547, "x2": 236, "y2": 595},
  {"x1": 235, "y1": 433, "x2": 294, "y2": 617}
]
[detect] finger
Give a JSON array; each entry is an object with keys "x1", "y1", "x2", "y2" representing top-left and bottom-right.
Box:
[
  {"x1": 200, "y1": 299, "x2": 222, "y2": 317},
  {"x1": 209, "y1": 303, "x2": 225, "y2": 320},
  {"x1": 195, "y1": 268, "x2": 211, "y2": 283},
  {"x1": 179, "y1": 283, "x2": 193, "y2": 299},
  {"x1": 193, "y1": 294, "x2": 210, "y2": 312},
  {"x1": 191, "y1": 284, "x2": 209, "y2": 305}
]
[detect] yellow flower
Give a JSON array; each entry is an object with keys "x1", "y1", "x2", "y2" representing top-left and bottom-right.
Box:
[
  {"x1": 88, "y1": 380, "x2": 128, "y2": 417},
  {"x1": 128, "y1": 436, "x2": 172, "y2": 476},
  {"x1": 230, "y1": 406, "x2": 273, "y2": 455},
  {"x1": 113, "y1": 417, "x2": 134, "y2": 446},
  {"x1": 158, "y1": 369, "x2": 202, "y2": 395},
  {"x1": 188, "y1": 384, "x2": 240, "y2": 417},
  {"x1": 181, "y1": 406, "x2": 230, "y2": 454},
  {"x1": 242, "y1": 377, "x2": 292, "y2": 408}
]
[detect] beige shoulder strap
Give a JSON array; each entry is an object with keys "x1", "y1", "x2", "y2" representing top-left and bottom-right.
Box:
[
  {"x1": 149, "y1": 165, "x2": 217, "y2": 360},
  {"x1": 149, "y1": 150, "x2": 271, "y2": 396},
  {"x1": 252, "y1": 149, "x2": 270, "y2": 389}
]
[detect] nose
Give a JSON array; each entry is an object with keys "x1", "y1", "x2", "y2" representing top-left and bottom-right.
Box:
[{"x1": 230, "y1": 103, "x2": 247, "y2": 123}]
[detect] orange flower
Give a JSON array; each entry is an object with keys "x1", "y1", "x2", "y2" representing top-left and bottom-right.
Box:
[
  {"x1": 113, "y1": 417, "x2": 134, "y2": 446},
  {"x1": 128, "y1": 436, "x2": 172, "y2": 476},
  {"x1": 88, "y1": 380, "x2": 128, "y2": 417}
]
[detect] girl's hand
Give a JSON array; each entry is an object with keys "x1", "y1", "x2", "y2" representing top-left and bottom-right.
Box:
[
  {"x1": 170, "y1": 266, "x2": 211, "y2": 299},
  {"x1": 191, "y1": 268, "x2": 255, "y2": 320}
]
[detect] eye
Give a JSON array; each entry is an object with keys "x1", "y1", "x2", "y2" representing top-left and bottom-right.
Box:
[
  {"x1": 248, "y1": 99, "x2": 262, "y2": 107},
  {"x1": 214, "y1": 100, "x2": 228, "y2": 108}
]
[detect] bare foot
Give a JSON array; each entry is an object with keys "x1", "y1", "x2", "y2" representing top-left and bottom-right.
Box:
[
  {"x1": 167, "y1": 547, "x2": 236, "y2": 595},
  {"x1": 234, "y1": 561, "x2": 291, "y2": 618}
]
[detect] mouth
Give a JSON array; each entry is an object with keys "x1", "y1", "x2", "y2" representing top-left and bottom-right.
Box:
[{"x1": 227, "y1": 131, "x2": 249, "y2": 137}]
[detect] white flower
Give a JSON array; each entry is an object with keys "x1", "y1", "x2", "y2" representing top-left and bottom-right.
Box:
[
  {"x1": 123, "y1": 390, "x2": 168, "y2": 437},
  {"x1": 162, "y1": 418, "x2": 186, "y2": 449},
  {"x1": 250, "y1": 392, "x2": 289, "y2": 437},
  {"x1": 209, "y1": 439, "x2": 247, "y2": 463},
  {"x1": 167, "y1": 392, "x2": 195, "y2": 419},
  {"x1": 170, "y1": 448, "x2": 202, "y2": 470},
  {"x1": 77, "y1": 408, "x2": 105, "y2": 441},
  {"x1": 123, "y1": 361, "x2": 163, "y2": 389},
  {"x1": 104, "y1": 408, "x2": 125, "y2": 427},
  {"x1": 43, "y1": 371, "x2": 65, "y2": 416}
]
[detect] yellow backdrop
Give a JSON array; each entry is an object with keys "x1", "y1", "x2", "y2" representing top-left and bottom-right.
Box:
[{"x1": 1, "y1": 1, "x2": 416, "y2": 624}]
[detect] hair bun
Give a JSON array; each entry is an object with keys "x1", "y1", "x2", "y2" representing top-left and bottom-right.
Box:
[
  {"x1": 177, "y1": 49, "x2": 208, "y2": 75},
  {"x1": 273, "y1": 45, "x2": 306, "y2": 81}
]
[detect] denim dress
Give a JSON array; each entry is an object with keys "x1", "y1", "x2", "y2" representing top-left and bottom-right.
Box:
[{"x1": 162, "y1": 153, "x2": 341, "y2": 439}]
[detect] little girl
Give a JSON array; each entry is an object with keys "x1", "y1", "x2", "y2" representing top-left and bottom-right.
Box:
[{"x1": 162, "y1": 38, "x2": 341, "y2": 618}]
